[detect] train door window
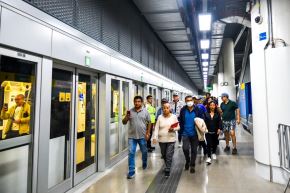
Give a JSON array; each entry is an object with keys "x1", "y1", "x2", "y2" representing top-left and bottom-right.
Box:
[
  {"x1": 0, "y1": 54, "x2": 37, "y2": 193},
  {"x1": 76, "y1": 74, "x2": 97, "y2": 172},
  {"x1": 121, "y1": 81, "x2": 129, "y2": 150},
  {"x1": 48, "y1": 68, "x2": 72, "y2": 188},
  {"x1": 110, "y1": 79, "x2": 120, "y2": 157}
]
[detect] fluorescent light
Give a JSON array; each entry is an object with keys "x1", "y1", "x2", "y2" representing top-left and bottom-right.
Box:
[
  {"x1": 201, "y1": 53, "x2": 209, "y2": 60},
  {"x1": 199, "y1": 14, "x2": 212, "y2": 31},
  {"x1": 202, "y1": 62, "x2": 209, "y2": 67},
  {"x1": 200, "y1": 39, "x2": 210, "y2": 49}
]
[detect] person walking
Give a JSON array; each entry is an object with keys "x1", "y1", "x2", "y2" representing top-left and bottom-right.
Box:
[
  {"x1": 145, "y1": 95, "x2": 156, "y2": 152},
  {"x1": 195, "y1": 97, "x2": 207, "y2": 156},
  {"x1": 122, "y1": 96, "x2": 152, "y2": 179},
  {"x1": 204, "y1": 101, "x2": 222, "y2": 164},
  {"x1": 153, "y1": 102, "x2": 180, "y2": 178},
  {"x1": 220, "y1": 93, "x2": 240, "y2": 155},
  {"x1": 179, "y1": 95, "x2": 204, "y2": 173},
  {"x1": 170, "y1": 92, "x2": 185, "y2": 148}
]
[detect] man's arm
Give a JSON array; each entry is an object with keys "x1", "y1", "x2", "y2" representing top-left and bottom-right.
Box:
[
  {"x1": 146, "y1": 122, "x2": 152, "y2": 140},
  {"x1": 145, "y1": 112, "x2": 152, "y2": 140},
  {"x1": 122, "y1": 114, "x2": 129, "y2": 125},
  {"x1": 0, "y1": 107, "x2": 10, "y2": 120}
]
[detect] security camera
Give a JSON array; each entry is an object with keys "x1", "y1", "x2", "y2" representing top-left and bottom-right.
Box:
[{"x1": 255, "y1": 15, "x2": 263, "y2": 24}]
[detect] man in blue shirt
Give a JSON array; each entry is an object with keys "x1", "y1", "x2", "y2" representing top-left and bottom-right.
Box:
[{"x1": 179, "y1": 95, "x2": 203, "y2": 173}]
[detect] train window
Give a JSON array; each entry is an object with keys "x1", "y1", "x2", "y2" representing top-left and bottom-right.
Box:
[{"x1": 0, "y1": 56, "x2": 35, "y2": 140}]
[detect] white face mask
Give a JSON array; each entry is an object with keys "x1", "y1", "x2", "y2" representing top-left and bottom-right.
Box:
[{"x1": 186, "y1": 101, "x2": 194, "y2": 107}]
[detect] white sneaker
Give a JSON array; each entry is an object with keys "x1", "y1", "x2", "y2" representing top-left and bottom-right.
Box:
[
  {"x1": 178, "y1": 143, "x2": 182, "y2": 148},
  {"x1": 212, "y1": 154, "x2": 217, "y2": 160},
  {"x1": 206, "y1": 157, "x2": 212, "y2": 164}
]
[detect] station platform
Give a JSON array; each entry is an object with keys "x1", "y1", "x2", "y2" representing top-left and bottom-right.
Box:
[{"x1": 70, "y1": 126, "x2": 284, "y2": 193}]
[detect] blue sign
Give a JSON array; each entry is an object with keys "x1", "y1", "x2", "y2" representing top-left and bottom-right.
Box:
[{"x1": 259, "y1": 32, "x2": 267, "y2": 41}]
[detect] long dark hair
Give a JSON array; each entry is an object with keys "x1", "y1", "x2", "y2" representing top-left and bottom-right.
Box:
[{"x1": 207, "y1": 101, "x2": 218, "y2": 113}]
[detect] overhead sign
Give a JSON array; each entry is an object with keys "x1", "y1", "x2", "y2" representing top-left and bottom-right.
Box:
[
  {"x1": 85, "y1": 56, "x2": 91, "y2": 66},
  {"x1": 259, "y1": 32, "x2": 267, "y2": 41}
]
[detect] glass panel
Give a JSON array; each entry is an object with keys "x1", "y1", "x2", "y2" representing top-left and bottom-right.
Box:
[
  {"x1": 121, "y1": 82, "x2": 129, "y2": 150},
  {"x1": 134, "y1": 84, "x2": 138, "y2": 97},
  {"x1": 110, "y1": 79, "x2": 120, "y2": 157},
  {"x1": 153, "y1": 88, "x2": 157, "y2": 107},
  {"x1": 76, "y1": 74, "x2": 96, "y2": 172},
  {"x1": 0, "y1": 55, "x2": 36, "y2": 193},
  {"x1": 165, "y1": 91, "x2": 170, "y2": 101},
  {"x1": 48, "y1": 68, "x2": 72, "y2": 188},
  {"x1": 158, "y1": 88, "x2": 162, "y2": 108}
]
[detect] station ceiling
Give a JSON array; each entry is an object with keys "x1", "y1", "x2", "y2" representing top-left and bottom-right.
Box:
[{"x1": 133, "y1": 0, "x2": 251, "y2": 90}]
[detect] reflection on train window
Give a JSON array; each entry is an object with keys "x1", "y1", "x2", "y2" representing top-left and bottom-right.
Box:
[
  {"x1": 0, "y1": 56, "x2": 35, "y2": 140},
  {"x1": 48, "y1": 68, "x2": 72, "y2": 188},
  {"x1": 110, "y1": 79, "x2": 120, "y2": 157},
  {"x1": 121, "y1": 82, "x2": 129, "y2": 150},
  {"x1": 76, "y1": 74, "x2": 96, "y2": 172}
]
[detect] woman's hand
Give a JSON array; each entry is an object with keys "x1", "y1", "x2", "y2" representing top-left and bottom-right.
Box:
[
  {"x1": 153, "y1": 139, "x2": 157, "y2": 145},
  {"x1": 217, "y1": 129, "x2": 221, "y2": 135},
  {"x1": 168, "y1": 127, "x2": 175, "y2": 132}
]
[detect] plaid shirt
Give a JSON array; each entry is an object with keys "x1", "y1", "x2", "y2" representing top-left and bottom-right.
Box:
[{"x1": 170, "y1": 100, "x2": 185, "y2": 118}]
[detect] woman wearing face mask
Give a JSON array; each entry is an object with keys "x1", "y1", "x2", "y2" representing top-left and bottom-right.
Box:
[
  {"x1": 178, "y1": 96, "x2": 204, "y2": 173},
  {"x1": 204, "y1": 101, "x2": 222, "y2": 164},
  {"x1": 153, "y1": 102, "x2": 180, "y2": 178}
]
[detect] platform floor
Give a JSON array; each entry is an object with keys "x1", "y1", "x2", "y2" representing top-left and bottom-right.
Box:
[{"x1": 79, "y1": 126, "x2": 284, "y2": 193}]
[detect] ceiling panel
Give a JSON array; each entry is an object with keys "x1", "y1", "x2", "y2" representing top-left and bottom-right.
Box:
[{"x1": 133, "y1": 0, "x2": 203, "y2": 89}]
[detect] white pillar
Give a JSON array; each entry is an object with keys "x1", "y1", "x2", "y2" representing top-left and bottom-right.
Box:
[
  {"x1": 251, "y1": 0, "x2": 290, "y2": 185},
  {"x1": 218, "y1": 38, "x2": 236, "y2": 101},
  {"x1": 211, "y1": 76, "x2": 218, "y2": 97}
]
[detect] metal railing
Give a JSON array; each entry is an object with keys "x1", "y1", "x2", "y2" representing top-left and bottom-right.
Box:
[{"x1": 278, "y1": 124, "x2": 290, "y2": 193}]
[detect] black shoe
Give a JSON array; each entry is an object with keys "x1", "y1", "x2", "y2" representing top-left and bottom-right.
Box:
[
  {"x1": 165, "y1": 171, "x2": 170, "y2": 178},
  {"x1": 232, "y1": 148, "x2": 238, "y2": 155},
  {"x1": 148, "y1": 149, "x2": 153, "y2": 153},
  {"x1": 190, "y1": 167, "x2": 195, "y2": 173},
  {"x1": 224, "y1": 146, "x2": 230, "y2": 152},
  {"x1": 185, "y1": 163, "x2": 189, "y2": 170},
  {"x1": 151, "y1": 147, "x2": 156, "y2": 150}
]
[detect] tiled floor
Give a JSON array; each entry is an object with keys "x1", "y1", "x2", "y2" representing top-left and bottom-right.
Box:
[{"x1": 82, "y1": 126, "x2": 285, "y2": 193}]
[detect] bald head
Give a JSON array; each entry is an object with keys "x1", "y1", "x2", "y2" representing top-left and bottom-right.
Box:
[{"x1": 15, "y1": 94, "x2": 25, "y2": 106}]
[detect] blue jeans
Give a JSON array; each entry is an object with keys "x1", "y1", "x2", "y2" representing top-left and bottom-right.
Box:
[{"x1": 128, "y1": 138, "x2": 148, "y2": 174}]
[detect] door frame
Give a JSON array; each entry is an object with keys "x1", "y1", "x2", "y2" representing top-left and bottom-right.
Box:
[
  {"x1": 0, "y1": 47, "x2": 44, "y2": 193},
  {"x1": 73, "y1": 69, "x2": 99, "y2": 185},
  {"x1": 47, "y1": 64, "x2": 75, "y2": 193},
  {"x1": 105, "y1": 74, "x2": 133, "y2": 166}
]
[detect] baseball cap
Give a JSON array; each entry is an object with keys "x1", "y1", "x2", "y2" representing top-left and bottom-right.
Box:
[
  {"x1": 221, "y1": 93, "x2": 229, "y2": 98},
  {"x1": 173, "y1": 92, "x2": 178, "y2": 96},
  {"x1": 161, "y1": 98, "x2": 168, "y2": 102}
]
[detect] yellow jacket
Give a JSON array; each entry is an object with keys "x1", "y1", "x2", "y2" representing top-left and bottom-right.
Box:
[{"x1": 0, "y1": 103, "x2": 30, "y2": 138}]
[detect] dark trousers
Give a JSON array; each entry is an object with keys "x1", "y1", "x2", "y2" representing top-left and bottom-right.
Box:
[
  {"x1": 147, "y1": 125, "x2": 154, "y2": 149},
  {"x1": 198, "y1": 140, "x2": 207, "y2": 155},
  {"x1": 178, "y1": 131, "x2": 182, "y2": 143},
  {"x1": 159, "y1": 142, "x2": 175, "y2": 172},
  {"x1": 205, "y1": 133, "x2": 218, "y2": 158},
  {"x1": 182, "y1": 135, "x2": 199, "y2": 167}
]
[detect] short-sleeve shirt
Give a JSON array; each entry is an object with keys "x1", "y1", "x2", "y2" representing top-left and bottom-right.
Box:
[
  {"x1": 170, "y1": 100, "x2": 185, "y2": 118},
  {"x1": 220, "y1": 100, "x2": 238, "y2": 121},
  {"x1": 128, "y1": 107, "x2": 151, "y2": 139}
]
